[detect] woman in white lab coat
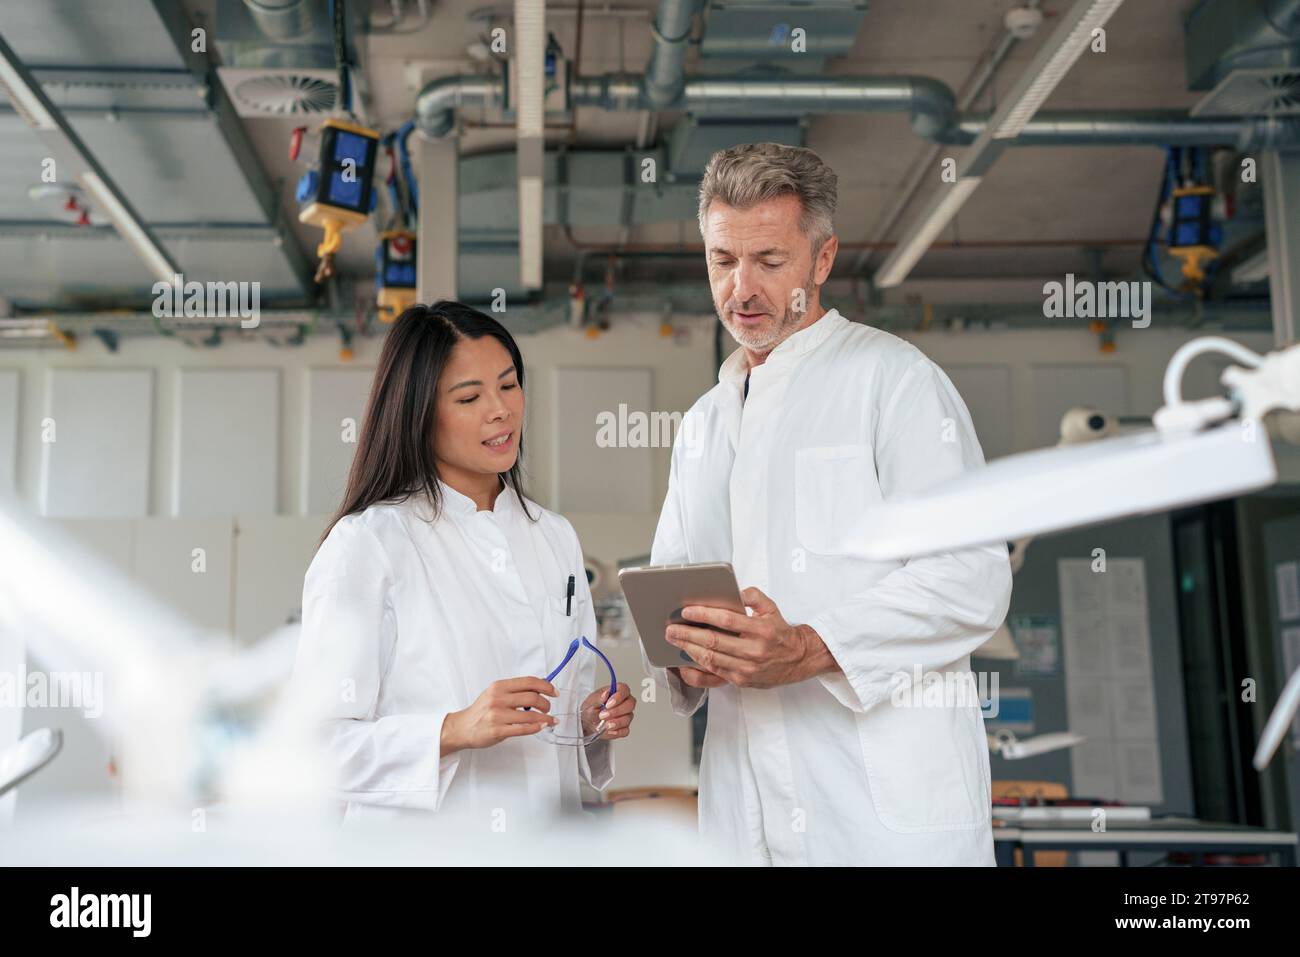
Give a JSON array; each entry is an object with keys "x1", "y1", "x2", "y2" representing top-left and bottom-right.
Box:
[{"x1": 292, "y1": 300, "x2": 634, "y2": 828}]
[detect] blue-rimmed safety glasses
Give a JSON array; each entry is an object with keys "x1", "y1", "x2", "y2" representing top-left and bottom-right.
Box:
[{"x1": 537, "y1": 637, "x2": 617, "y2": 747}]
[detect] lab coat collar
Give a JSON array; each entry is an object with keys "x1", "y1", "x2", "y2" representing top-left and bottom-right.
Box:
[
  {"x1": 434, "y1": 477, "x2": 516, "y2": 518},
  {"x1": 718, "y1": 308, "x2": 846, "y2": 387}
]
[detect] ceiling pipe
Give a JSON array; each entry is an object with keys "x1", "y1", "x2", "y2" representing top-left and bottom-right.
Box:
[
  {"x1": 415, "y1": 73, "x2": 504, "y2": 138},
  {"x1": 416, "y1": 0, "x2": 1300, "y2": 145},
  {"x1": 672, "y1": 76, "x2": 957, "y2": 140},
  {"x1": 644, "y1": 0, "x2": 700, "y2": 109},
  {"x1": 417, "y1": 67, "x2": 1300, "y2": 149},
  {"x1": 418, "y1": 72, "x2": 955, "y2": 142},
  {"x1": 241, "y1": 0, "x2": 317, "y2": 40},
  {"x1": 941, "y1": 111, "x2": 1300, "y2": 149},
  {"x1": 854, "y1": 0, "x2": 1042, "y2": 275}
]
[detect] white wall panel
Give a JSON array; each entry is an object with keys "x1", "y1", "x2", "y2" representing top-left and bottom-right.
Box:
[
  {"x1": 303, "y1": 368, "x2": 373, "y2": 515},
  {"x1": 0, "y1": 369, "x2": 18, "y2": 494},
  {"x1": 173, "y1": 369, "x2": 279, "y2": 516},
  {"x1": 41, "y1": 369, "x2": 153, "y2": 517}
]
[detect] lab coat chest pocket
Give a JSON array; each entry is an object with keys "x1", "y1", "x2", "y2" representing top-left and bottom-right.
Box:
[
  {"x1": 546, "y1": 594, "x2": 587, "y2": 647},
  {"x1": 794, "y1": 444, "x2": 881, "y2": 555}
]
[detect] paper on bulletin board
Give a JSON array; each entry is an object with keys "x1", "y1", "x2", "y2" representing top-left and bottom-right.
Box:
[
  {"x1": 1282, "y1": 626, "x2": 1300, "y2": 747},
  {"x1": 1059, "y1": 557, "x2": 1163, "y2": 805},
  {"x1": 1276, "y1": 561, "x2": 1300, "y2": 622},
  {"x1": 1010, "y1": 615, "x2": 1060, "y2": 676}
]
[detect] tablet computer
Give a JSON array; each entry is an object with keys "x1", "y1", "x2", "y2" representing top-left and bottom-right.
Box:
[{"x1": 618, "y1": 562, "x2": 745, "y2": 670}]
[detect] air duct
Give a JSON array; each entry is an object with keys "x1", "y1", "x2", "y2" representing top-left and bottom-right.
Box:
[
  {"x1": 644, "y1": 0, "x2": 700, "y2": 109},
  {"x1": 417, "y1": 69, "x2": 1300, "y2": 149},
  {"x1": 1186, "y1": 0, "x2": 1300, "y2": 116},
  {"x1": 415, "y1": 74, "x2": 505, "y2": 139},
  {"x1": 671, "y1": 76, "x2": 957, "y2": 140},
  {"x1": 414, "y1": 0, "x2": 1299, "y2": 145},
  {"x1": 242, "y1": 0, "x2": 318, "y2": 41},
  {"x1": 420, "y1": 72, "x2": 955, "y2": 142},
  {"x1": 941, "y1": 111, "x2": 1300, "y2": 149}
]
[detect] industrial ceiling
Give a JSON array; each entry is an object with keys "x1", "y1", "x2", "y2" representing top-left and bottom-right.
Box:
[{"x1": 0, "y1": 0, "x2": 1296, "y2": 334}]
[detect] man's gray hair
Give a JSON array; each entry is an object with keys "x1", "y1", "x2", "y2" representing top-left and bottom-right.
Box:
[{"x1": 697, "y1": 142, "x2": 838, "y2": 251}]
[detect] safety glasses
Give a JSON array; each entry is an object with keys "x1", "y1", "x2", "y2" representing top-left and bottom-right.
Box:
[{"x1": 537, "y1": 636, "x2": 617, "y2": 747}]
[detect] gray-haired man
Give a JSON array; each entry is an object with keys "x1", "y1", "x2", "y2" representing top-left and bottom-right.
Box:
[{"x1": 642, "y1": 143, "x2": 1012, "y2": 866}]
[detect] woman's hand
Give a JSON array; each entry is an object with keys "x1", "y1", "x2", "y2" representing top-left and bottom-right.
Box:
[
  {"x1": 582, "y1": 682, "x2": 636, "y2": 740},
  {"x1": 441, "y1": 677, "x2": 557, "y2": 755}
]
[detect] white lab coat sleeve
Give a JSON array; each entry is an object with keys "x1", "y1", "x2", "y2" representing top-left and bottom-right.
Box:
[
  {"x1": 805, "y1": 358, "x2": 1013, "y2": 713},
  {"x1": 644, "y1": 424, "x2": 710, "y2": 717},
  {"x1": 570, "y1": 531, "x2": 616, "y2": 790},
  {"x1": 293, "y1": 519, "x2": 461, "y2": 810}
]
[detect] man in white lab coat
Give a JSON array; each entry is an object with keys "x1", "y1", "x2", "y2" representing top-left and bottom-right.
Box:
[{"x1": 645, "y1": 143, "x2": 1013, "y2": 866}]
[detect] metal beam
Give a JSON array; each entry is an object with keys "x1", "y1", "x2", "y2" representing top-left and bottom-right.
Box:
[
  {"x1": 1262, "y1": 150, "x2": 1300, "y2": 346},
  {"x1": 0, "y1": 31, "x2": 180, "y2": 283},
  {"x1": 873, "y1": 0, "x2": 1128, "y2": 288},
  {"x1": 145, "y1": 0, "x2": 314, "y2": 294}
]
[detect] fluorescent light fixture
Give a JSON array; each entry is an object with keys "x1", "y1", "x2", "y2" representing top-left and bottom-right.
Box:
[
  {"x1": 78, "y1": 170, "x2": 178, "y2": 284},
  {"x1": 874, "y1": 0, "x2": 1126, "y2": 290},
  {"x1": 0, "y1": 319, "x2": 56, "y2": 339},
  {"x1": 513, "y1": 0, "x2": 546, "y2": 138},
  {"x1": 514, "y1": 0, "x2": 546, "y2": 290},
  {"x1": 0, "y1": 42, "x2": 56, "y2": 130},
  {"x1": 874, "y1": 177, "x2": 981, "y2": 288},
  {"x1": 518, "y1": 174, "x2": 544, "y2": 289},
  {"x1": 993, "y1": 0, "x2": 1127, "y2": 139}
]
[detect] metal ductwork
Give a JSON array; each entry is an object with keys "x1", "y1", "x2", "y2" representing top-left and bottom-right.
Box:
[
  {"x1": 420, "y1": 71, "x2": 955, "y2": 144},
  {"x1": 694, "y1": 0, "x2": 868, "y2": 73},
  {"x1": 417, "y1": 67, "x2": 1300, "y2": 149},
  {"x1": 1187, "y1": 0, "x2": 1300, "y2": 90},
  {"x1": 940, "y1": 111, "x2": 1300, "y2": 149},
  {"x1": 1187, "y1": 0, "x2": 1300, "y2": 116},
  {"x1": 673, "y1": 76, "x2": 956, "y2": 139},
  {"x1": 412, "y1": 0, "x2": 1300, "y2": 147},
  {"x1": 216, "y1": 0, "x2": 363, "y2": 116},
  {"x1": 415, "y1": 74, "x2": 505, "y2": 139},
  {"x1": 241, "y1": 0, "x2": 319, "y2": 40},
  {"x1": 644, "y1": 0, "x2": 699, "y2": 109}
]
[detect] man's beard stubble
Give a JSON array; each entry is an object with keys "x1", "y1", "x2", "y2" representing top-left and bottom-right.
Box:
[{"x1": 719, "y1": 272, "x2": 818, "y2": 355}]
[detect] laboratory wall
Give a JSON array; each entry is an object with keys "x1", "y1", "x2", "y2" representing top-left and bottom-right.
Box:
[
  {"x1": 979, "y1": 510, "x2": 1195, "y2": 864},
  {"x1": 1, "y1": 312, "x2": 1294, "y2": 810}
]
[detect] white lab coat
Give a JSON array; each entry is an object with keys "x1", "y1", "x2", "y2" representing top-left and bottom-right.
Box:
[
  {"x1": 293, "y1": 481, "x2": 613, "y2": 830},
  {"x1": 646, "y1": 309, "x2": 1012, "y2": 866}
]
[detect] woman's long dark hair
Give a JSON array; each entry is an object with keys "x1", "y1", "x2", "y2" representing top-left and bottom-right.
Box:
[{"x1": 321, "y1": 300, "x2": 536, "y2": 544}]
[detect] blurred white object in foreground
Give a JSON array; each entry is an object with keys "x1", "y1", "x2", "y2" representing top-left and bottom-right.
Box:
[
  {"x1": 0, "y1": 495, "x2": 726, "y2": 864},
  {"x1": 849, "y1": 337, "x2": 1300, "y2": 767}
]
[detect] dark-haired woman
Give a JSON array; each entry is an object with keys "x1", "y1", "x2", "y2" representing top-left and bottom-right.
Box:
[{"x1": 292, "y1": 301, "x2": 635, "y2": 826}]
